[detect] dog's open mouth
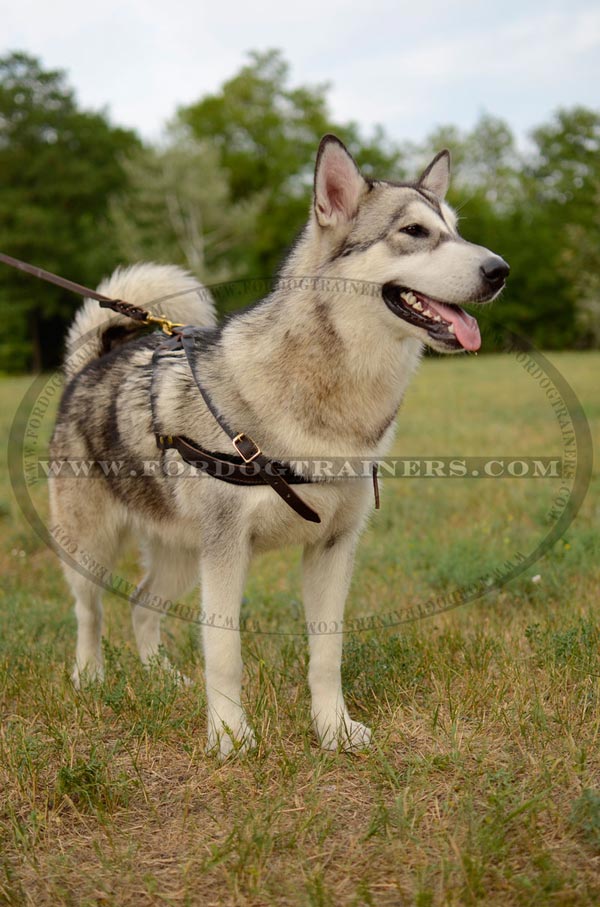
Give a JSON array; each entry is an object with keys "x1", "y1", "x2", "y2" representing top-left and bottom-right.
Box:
[{"x1": 382, "y1": 284, "x2": 481, "y2": 351}]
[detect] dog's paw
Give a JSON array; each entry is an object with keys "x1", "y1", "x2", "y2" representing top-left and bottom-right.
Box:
[
  {"x1": 71, "y1": 661, "x2": 104, "y2": 689},
  {"x1": 206, "y1": 710, "x2": 256, "y2": 760},
  {"x1": 339, "y1": 719, "x2": 372, "y2": 752},
  {"x1": 316, "y1": 714, "x2": 372, "y2": 752}
]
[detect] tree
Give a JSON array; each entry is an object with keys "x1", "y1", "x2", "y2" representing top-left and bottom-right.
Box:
[
  {"x1": 530, "y1": 107, "x2": 600, "y2": 213},
  {"x1": 109, "y1": 136, "x2": 260, "y2": 288},
  {"x1": 423, "y1": 115, "x2": 522, "y2": 209},
  {"x1": 524, "y1": 108, "x2": 600, "y2": 347},
  {"x1": 0, "y1": 51, "x2": 139, "y2": 371},
  {"x1": 560, "y1": 185, "x2": 600, "y2": 346},
  {"x1": 177, "y1": 50, "x2": 405, "y2": 278}
]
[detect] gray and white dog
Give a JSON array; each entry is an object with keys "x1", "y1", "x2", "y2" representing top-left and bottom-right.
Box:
[{"x1": 49, "y1": 135, "x2": 508, "y2": 757}]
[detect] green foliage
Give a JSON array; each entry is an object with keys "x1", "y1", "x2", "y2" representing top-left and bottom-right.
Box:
[
  {"x1": 0, "y1": 51, "x2": 139, "y2": 371},
  {"x1": 342, "y1": 634, "x2": 428, "y2": 706},
  {"x1": 571, "y1": 789, "x2": 600, "y2": 849},
  {"x1": 531, "y1": 107, "x2": 600, "y2": 212},
  {"x1": 525, "y1": 616, "x2": 600, "y2": 675},
  {"x1": 109, "y1": 136, "x2": 260, "y2": 287},
  {"x1": 55, "y1": 749, "x2": 136, "y2": 812},
  {"x1": 560, "y1": 184, "x2": 600, "y2": 345}
]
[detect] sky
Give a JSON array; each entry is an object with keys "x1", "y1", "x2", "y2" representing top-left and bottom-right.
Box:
[{"x1": 2, "y1": 0, "x2": 599, "y2": 146}]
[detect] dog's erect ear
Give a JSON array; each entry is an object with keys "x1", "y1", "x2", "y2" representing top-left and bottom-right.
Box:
[
  {"x1": 314, "y1": 135, "x2": 366, "y2": 227},
  {"x1": 418, "y1": 150, "x2": 451, "y2": 200}
]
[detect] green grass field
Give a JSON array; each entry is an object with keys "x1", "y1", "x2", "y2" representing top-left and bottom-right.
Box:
[{"x1": 1, "y1": 351, "x2": 599, "y2": 906}]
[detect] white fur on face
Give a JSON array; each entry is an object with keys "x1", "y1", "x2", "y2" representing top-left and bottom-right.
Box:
[
  {"x1": 321, "y1": 195, "x2": 495, "y2": 308},
  {"x1": 309, "y1": 194, "x2": 499, "y2": 351},
  {"x1": 369, "y1": 240, "x2": 495, "y2": 304}
]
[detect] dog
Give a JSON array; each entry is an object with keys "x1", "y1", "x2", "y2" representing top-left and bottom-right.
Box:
[{"x1": 49, "y1": 135, "x2": 508, "y2": 757}]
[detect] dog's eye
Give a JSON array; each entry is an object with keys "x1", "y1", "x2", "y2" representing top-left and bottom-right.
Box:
[{"x1": 400, "y1": 224, "x2": 429, "y2": 238}]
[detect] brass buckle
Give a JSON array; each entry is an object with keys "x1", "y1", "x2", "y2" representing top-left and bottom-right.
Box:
[
  {"x1": 232, "y1": 433, "x2": 262, "y2": 463},
  {"x1": 144, "y1": 314, "x2": 185, "y2": 335}
]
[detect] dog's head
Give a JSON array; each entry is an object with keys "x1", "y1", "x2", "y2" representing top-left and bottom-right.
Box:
[{"x1": 311, "y1": 134, "x2": 509, "y2": 353}]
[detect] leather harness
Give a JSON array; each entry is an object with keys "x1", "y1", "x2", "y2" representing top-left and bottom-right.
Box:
[
  {"x1": 153, "y1": 327, "x2": 322, "y2": 522},
  {"x1": 0, "y1": 252, "x2": 380, "y2": 523}
]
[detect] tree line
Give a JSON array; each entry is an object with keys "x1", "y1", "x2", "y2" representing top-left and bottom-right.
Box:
[{"x1": 1, "y1": 49, "x2": 599, "y2": 371}]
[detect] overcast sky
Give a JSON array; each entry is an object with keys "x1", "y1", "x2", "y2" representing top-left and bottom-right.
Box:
[{"x1": 3, "y1": 0, "x2": 599, "y2": 145}]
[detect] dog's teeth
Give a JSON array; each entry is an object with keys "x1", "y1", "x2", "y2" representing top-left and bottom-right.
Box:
[
  {"x1": 433, "y1": 315, "x2": 442, "y2": 323},
  {"x1": 448, "y1": 324, "x2": 456, "y2": 334},
  {"x1": 400, "y1": 291, "x2": 430, "y2": 314}
]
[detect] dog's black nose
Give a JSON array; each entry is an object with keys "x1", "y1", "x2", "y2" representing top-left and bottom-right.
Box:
[{"x1": 480, "y1": 256, "x2": 510, "y2": 287}]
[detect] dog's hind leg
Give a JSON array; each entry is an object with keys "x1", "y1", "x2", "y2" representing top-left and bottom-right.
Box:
[
  {"x1": 131, "y1": 537, "x2": 199, "y2": 671},
  {"x1": 302, "y1": 532, "x2": 372, "y2": 752},
  {"x1": 49, "y1": 480, "x2": 124, "y2": 687},
  {"x1": 69, "y1": 569, "x2": 109, "y2": 687}
]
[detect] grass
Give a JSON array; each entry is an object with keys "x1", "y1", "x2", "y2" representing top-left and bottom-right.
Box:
[{"x1": 0, "y1": 350, "x2": 599, "y2": 906}]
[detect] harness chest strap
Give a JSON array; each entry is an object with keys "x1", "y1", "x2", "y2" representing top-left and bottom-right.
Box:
[
  {"x1": 156, "y1": 431, "x2": 321, "y2": 523},
  {"x1": 155, "y1": 432, "x2": 380, "y2": 518}
]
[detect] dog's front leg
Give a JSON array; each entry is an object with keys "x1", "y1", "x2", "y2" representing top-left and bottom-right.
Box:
[
  {"x1": 302, "y1": 534, "x2": 372, "y2": 752},
  {"x1": 201, "y1": 546, "x2": 255, "y2": 758}
]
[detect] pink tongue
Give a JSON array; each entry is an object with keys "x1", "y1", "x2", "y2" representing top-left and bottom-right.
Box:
[{"x1": 423, "y1": 298, "x2": 481, "y2": 351}]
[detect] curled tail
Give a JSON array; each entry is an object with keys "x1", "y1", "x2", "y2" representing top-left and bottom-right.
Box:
[{"x1": 64, "y1": 262, "x2": 216, "y2": 378}]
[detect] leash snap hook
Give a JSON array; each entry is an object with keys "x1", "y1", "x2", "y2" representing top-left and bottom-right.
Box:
[{"x1": 144, "y1": 314, "x2": 185, "y2": 335}]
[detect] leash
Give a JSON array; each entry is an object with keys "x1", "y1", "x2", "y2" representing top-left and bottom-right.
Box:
[
  {"x1": 0, "y1": 252, "x2": 183, "y2": 336},
  {"x1": 0, "y1": 252, "x2": 381, "y2": 522}
]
